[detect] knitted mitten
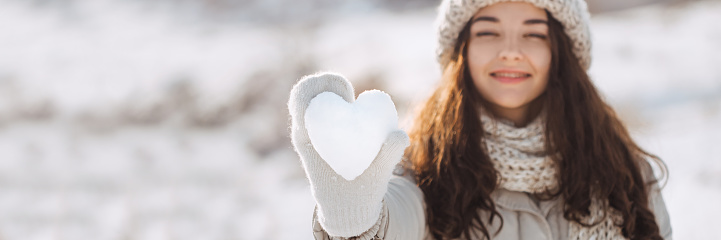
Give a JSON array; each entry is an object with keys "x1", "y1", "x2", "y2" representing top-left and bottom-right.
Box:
[{"x1": 288, "y1": 72, "x2": 410, "y2": 237}]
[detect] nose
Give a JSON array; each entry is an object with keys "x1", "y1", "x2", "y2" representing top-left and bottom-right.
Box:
[{"x1": 499, "y1": 39, "x2": 523, "y2": 62}]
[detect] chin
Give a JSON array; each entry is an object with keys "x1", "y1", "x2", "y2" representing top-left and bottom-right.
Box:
[{"x1": 487, "y1": 96, "x2": 530, "y2": 110}]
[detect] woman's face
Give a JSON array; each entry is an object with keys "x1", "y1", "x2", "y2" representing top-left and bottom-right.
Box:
[{"x1": 466, "y1": 2, "x2": 551, "y2": 118}]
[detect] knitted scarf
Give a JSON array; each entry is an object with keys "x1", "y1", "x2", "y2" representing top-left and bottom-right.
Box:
[{"x1": 480, "y1": 111, "x2": 626, "y2": 240}]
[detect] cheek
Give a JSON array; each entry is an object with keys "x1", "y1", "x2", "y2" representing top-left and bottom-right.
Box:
[
  {"x1": 466, "y1": 43, "x2": 496, "y2": 88},
  {"x1": 525, "y1": 44, "x2": 551, "y2": 75},
  {"x1": 466, "y1": 43, "x2": 496, "y2": 72},
  {"x1": 525, "y1": 45, "x2": 551, "y2": 98}
]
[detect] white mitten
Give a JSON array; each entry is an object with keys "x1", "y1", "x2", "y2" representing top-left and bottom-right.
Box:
[{"x1": 288, "y1": 72, "x2": 410, "y2": 237}]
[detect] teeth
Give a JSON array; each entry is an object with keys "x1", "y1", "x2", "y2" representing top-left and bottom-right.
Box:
[{"x1": 493, "y1": 72, "x2": 529, "y2": 78}]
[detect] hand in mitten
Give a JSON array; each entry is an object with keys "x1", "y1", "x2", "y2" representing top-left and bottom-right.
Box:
[{"x1": 288, "y1": 72, "x2": 410, "y2": 237}]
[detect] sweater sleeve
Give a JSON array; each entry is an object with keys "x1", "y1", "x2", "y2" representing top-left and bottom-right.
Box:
[
  {"x1": 311, "y1": 175, "x2": 427, "y2": 240},
  {"x1": 639, "y1": 159, "x2": 672, "y2": 240},
  {"x1": 649, "y1": 182, "x2": 672, "y2": 240}
]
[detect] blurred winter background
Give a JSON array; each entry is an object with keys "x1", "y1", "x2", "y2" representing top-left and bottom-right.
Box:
[{"x1": 0, "y1": 0, "x2": 719, "y2": 239}]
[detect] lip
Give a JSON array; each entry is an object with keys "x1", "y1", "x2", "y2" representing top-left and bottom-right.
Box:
[{"x1": 489, "y1": 69, "x2": 532, "y2": 84}]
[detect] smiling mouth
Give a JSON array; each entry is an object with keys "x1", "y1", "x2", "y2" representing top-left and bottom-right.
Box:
[
  {"x1": 490, "y1": 72, "x2": 531, "y2": 84},
  {"x1": 490, "y1": 72, "x2": 532, "y2": 78}
]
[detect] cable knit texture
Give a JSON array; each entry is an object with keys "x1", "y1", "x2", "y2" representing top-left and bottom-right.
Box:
[
  {"x1": 288, "y1": 72, "x2": 410, "y2": 238},
  {"x1": 481, "y1": 112, "x2": 558, "y2": 192},
  {"x1": 480, "y1": 110, "x2": 627, "y2": 239},
  {"x1": 435, "y1": 0, "x2": 592, "y2": 70}
]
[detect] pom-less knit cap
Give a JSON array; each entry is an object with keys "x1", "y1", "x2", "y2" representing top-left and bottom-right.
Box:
[{"x1": 435, "y1": 0, "x2": 592, "y2": 70}]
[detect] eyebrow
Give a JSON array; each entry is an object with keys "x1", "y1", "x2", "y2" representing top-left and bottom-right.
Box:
[
  {"x1": 524, "y1": 19, "x2": 548, "y2": 25},
  {"x1": 471, "y1": 16, "x2": 548, "y2": 25},
  {"x1": 471, "y1": 16, "x2": 499, "y2": 23}
]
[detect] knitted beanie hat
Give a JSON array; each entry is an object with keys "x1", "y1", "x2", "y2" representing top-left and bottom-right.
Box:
[{"x1": 435, "y1": 0, "x2": 592, "y2": 70}]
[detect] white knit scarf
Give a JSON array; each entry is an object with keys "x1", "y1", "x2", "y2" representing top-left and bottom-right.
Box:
[{"x1": 480, "y1": 110, "x2": 626, "y2": 240}]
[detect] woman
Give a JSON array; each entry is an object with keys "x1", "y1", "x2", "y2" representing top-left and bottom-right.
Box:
[{"x1": 288, "y1": 0, "x2": 672, "y2": 239}]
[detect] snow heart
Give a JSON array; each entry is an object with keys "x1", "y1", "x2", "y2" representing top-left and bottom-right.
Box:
[{"x1": 305, "y1": 90, "x2": 400, "y2": 181}]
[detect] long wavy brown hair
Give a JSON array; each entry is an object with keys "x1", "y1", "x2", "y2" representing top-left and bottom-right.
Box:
[{"x1": 406, "y1": 11, "x2": 668, "y2": 240}]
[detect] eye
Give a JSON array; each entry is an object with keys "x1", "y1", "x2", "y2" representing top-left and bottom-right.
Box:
[
  {"x1": 525, "y1": 33, "x2": 548, "y2": 40},
  {"x1": 475, "y1": 31, "x2": 498, "y2": 37}
]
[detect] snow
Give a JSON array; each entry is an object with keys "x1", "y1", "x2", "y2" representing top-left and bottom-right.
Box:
[
  {"x1": 305, "y1": 90, "x2": 400, "y2": 181},
  {"x1": 0, "y1": 0, "x2": 718, "y2": 239}
]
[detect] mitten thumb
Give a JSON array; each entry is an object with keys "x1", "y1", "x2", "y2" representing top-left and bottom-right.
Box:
[{"x1": 373, "y1": 130, "x2": 410, "y2": 171}]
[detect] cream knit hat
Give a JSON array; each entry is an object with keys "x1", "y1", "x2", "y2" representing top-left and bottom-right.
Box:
[{"x1": 435, "y1": 0, "x2": 592, "y2": 70}]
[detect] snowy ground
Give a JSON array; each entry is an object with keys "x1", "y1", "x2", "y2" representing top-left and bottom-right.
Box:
[{"x1": 0, "y1": 0, "x2": 719, "y2": 239}]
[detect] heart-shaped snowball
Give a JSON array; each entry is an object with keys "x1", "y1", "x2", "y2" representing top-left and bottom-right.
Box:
[{"x1": 305, "y1": 90, "x2": 399, "y2": 181}]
